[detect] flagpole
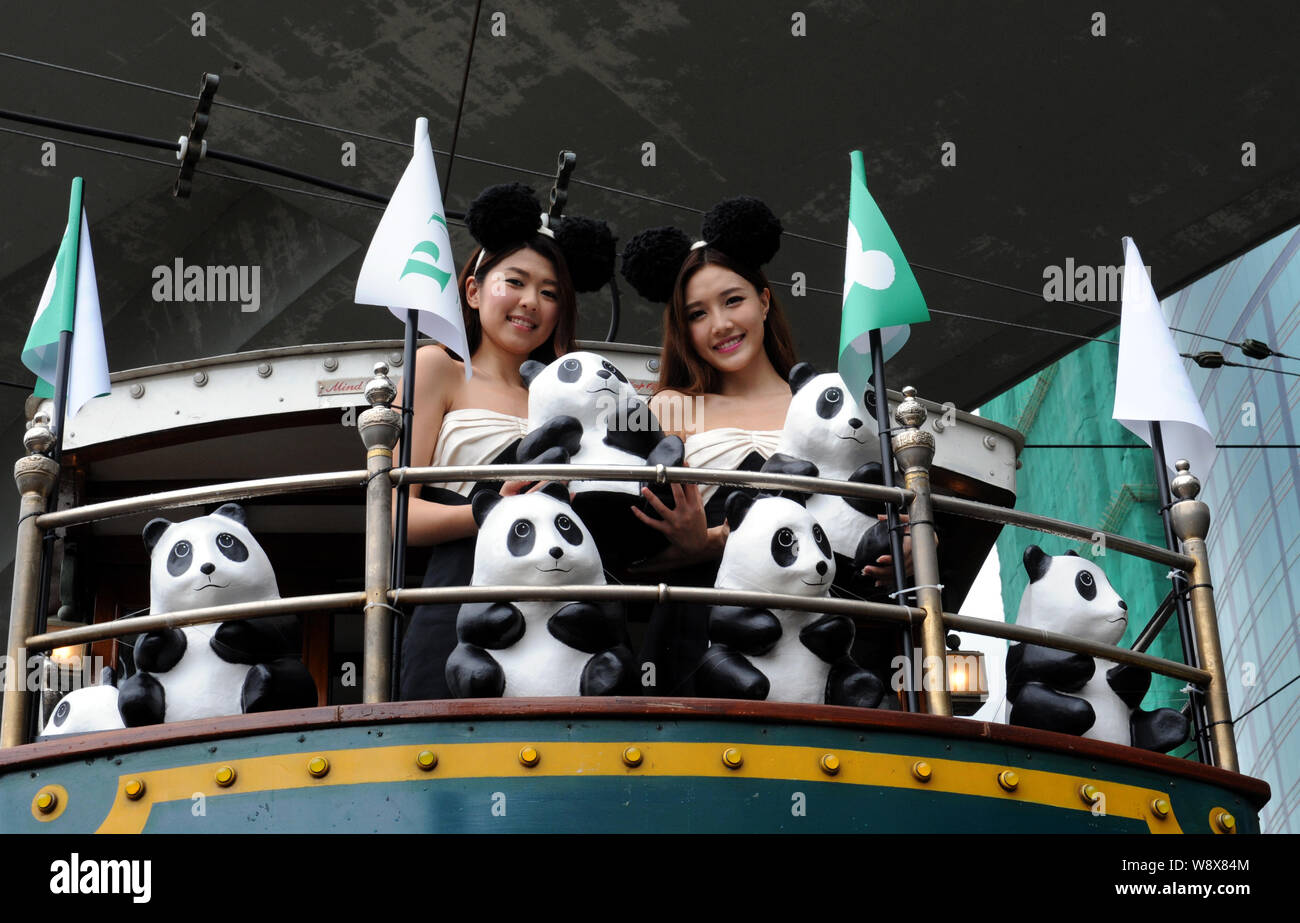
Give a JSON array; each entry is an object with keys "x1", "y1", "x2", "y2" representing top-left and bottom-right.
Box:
[
  {"x1": 388, "y1": 310, "x2": 419, "y2": 699},
  {"x1": 870, "y1": 328, "x2": 919, "y2": 712},
  {"x1": 1149, "y1": 421, "x2": 1211, "y2": 762}
]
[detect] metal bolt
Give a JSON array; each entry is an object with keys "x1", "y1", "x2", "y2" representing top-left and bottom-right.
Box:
[
  {"x1": 323, "y1": 356, "x2": 339, "y2": 372},
  {"x1": 416, "y1": 750, "x2": 438, "y2": 771},
  {"x1": 997, "y1": 770, "x2": 1019, "y2": 792},
  {"x1": 35, "y1": 790, "x2": 58, "y2": 814},
  {"x1": 129, "y1": 383, "x2": 145, "y2": 399},
  {"x1": 1215, "y1": 811, "x2": 1236, "y2": 833},
  {"x1": 622, "y1": 747, "x2": 643, "y2": 768},
  {"x1": 911, "y1": 760, "x2": 932, "y2": 782},
  {"x1": 721, "y1": 748, "x2": 744, "y2": 769},
  {"x1": 124, "y1": 779, "x2": 146, "y2": 800},
  {"x1": 256, "y1": 362, "x2": 273, "y2": 379},
  {"x1": 193, "y1": 371, "x2": 209, "y2": 387},
  {"x1": 388, "y1": 352, "x2": 404, "y2": 368},
  {"x1": 820, "y1": 753, "x2": 840, "y2": 776},
  {"x1": 307, "y1": 756, "x2": 330, "y2": 778},
  {"x1": 647, "y1": 358, "x2": 660, "y2": 373},
  {"x1": 215, "y1": 766, "x2": 236, "y2": 787},
  {"x1": 1079, "y1": 783, "x2": 1101, "y2": 805},
  {"x1": 983, "y1": 434, "x2": 997, "y2": 450},
  {"x1": 1150, "y1": 798, "x2": 1171, "y2": 819},
  {"x1": 518, "y1": 746, "x2": 540, "y2": 768}
]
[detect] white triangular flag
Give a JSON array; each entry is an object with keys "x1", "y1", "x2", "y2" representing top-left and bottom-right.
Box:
[
  {"x1": 1112, "y1": 237, "x2": 1216, "y2": 481},
  {"x1": 355, "y1": 117, "x2": 469, "y2": 376}
]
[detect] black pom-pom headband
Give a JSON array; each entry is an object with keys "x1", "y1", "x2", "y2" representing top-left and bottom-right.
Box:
[
  {"x1": 620, "y1": 196, "x2": 783, "y2": 303},
  {"x1": 464, "y1": 183, "x2": 616, "y2": 293}
]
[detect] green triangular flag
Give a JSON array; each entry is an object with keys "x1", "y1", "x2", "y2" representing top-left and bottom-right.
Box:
[{"x1": 838, "y1": 150, "x2": 929, "y2": 405}]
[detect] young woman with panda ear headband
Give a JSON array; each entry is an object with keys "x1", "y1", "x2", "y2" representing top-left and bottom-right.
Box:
[{"x1": 396, "y1": 183, "x2": 615, "y2": 701}]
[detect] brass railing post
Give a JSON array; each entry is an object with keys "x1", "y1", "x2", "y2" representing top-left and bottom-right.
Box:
[
  {"x1": 1168, "y1": 459, "x2": 1238, "y2": 772},
  {"x1": 891, "y1": 387, "x2": 950, "y2": 716},
  {"x1": 1, "y1": 414, "x2": 60, "y2": 748},
  {"x1": 357, "y1": 363, "x2": 400, "y2": 704}
]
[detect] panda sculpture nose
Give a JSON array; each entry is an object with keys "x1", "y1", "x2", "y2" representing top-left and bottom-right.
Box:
[
  {"x1": 1118, "y1": 599, "x2": 1127, "y2": 611},
  {"x1": 848, "y1": 418, "x2": 862, "y2": 429},
  {"x1": 201, "y1": 562, "x2": 215, "y2": 575},
  {"x1": 816, "y1": 561, "x2": 828, "y2": 575},
  {"x1": 549, "y1": 546, "x2": 563, "y2": 560},
  {"x1": 596, "y1": 369, "x2": 611, "y2": 380}
]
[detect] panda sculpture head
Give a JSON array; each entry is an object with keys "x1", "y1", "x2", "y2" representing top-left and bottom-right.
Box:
[
  {"x1": 40, "y1": 668, "x2": 124, "y2": 737},
  {"x1": 1016, "y1": 545, "x2": 1129, "y2": 645},
  {"x1": 470, "y1": 484, "x2": 605, "y2": 587},
  {"x1": 719, "y1": 493, "x2": 835, "y2": 596},
  {"x1": 776, "y1": 363, "x2": 879, "y2": 479},
  {"x1": 144, "y1": 503, "x2": 279, "y2": 615},
  {"x1": 520, "y1": 350, "x2": 638, "y2": 433}
]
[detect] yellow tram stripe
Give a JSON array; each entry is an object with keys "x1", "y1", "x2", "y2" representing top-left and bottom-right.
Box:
[{"x1": 90, "y1": 741, "x2": 1183, "y2": 834}]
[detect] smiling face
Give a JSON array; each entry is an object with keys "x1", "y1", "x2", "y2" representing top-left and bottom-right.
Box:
[
  {"x1": 683, "y1": 264, "x2": 771, "y2": 375},
  {"x1": 467, "y1": 246, "x2": 562, "y2": 357}
]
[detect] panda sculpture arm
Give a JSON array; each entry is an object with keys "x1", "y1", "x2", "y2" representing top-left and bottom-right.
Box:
[
  {"x1": 548, "y1": 601, "x2": 636, "y2": 696},
  {"x1": 457, "y1": 602, "x2": 526, "y2": 649},
  {"x1": 133, "y1": 627, "x2": 187, "y2": 673},
  {"x1": 211, "y1": 614, "x2": 302, "y2": 665},
  {"x1": 1006, "y1": 642, "x2": 1095, "y2": 695},
  {"x1": 798, "y1": 615, "x2": 885, "y2": 709},
  {"x1": 1105, "y1": 662, "x2": 1189, "y2": 753},
  {"x1": 708, "y1": 605, "x2": 782, "y2": 656},
  {"x1": 117, "y1": 672, "x2": 167, "y2": 727},
  {"x1": 843, "y1": 462, "x2": 888, "y2": 518},
  {"x1": 516, "y1": 415, "x2": 583, "y2": 466},
  {"x1": 1006, "y1": 643, "x2": 1097, "y2": 737}
]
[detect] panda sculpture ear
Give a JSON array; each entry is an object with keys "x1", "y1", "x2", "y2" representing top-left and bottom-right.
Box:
[
  {"x1": 211, "y1": 502, "x2": 247, "y2": 525},
  {"x1": 100, "y1": 666, "x2": 116, "y2": 687},
  {"x1": 1064, "y1": 549, "x2": 1080, "y2": 557},
  {"x1": 519, "y1": 360, "x2": 547, "y2": 387},
  {"x1": 1023, "y1": 544, "x2": 1051, "y2": 583},
  {"x1": 539, "y1": 482, "x2": 571, "y2": 505},
  {"x1": 472, "y1": 491, "x2": 503, "y2": 527},
  {"x1": 788, "y1": 362, "x2": 819, "y2": 394},
  {"x1": 725, "y1": 491, "x2": 755, "y2": 530},
  {"x1": 143, "y1": 518, "x2": 173, "y2": 555}
]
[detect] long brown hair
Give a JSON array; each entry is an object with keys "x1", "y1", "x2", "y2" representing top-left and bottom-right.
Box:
[
  {"x1": 452, "y1": 235, "x2": 578, "y2": 365},
  {"x1": 655, "y1": 247, "x2": 797, "y2": 394}
]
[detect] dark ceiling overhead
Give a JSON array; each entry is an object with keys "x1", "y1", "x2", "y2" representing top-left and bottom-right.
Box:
[{"x1": 2, "y1": 0, "x2": 1297, "y2": 412}]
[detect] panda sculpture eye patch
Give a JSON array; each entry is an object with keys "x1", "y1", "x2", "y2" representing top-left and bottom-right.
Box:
[
  {"x1": 53, "y1": 700, "x2": 70, "y2": 726},
  {"x1": 816, "y1": 388, "x2": 843, "y2": 420},
  {"x1": 167, "y1": 540, "x2": 193, "y2": 577},
  {"x1": 216, "y1": 532, "x2": 249, "y2": 563},
  {"x1": 1075, "y1": 570, "x2": 1097, "y2": 601},
  {"x1": 812, "y1": 524, "x2": 832, "y2": 558},
  {"x1": 508, "y1": 519, "x2": 536, "y2": 556},
  {"x1": 601, "y1": 359, "x2": 628, "y2": 383},
  {"x1": 558, "y1": 358, "x2": 582, "y2": 382},
  {"x1": 772, "y1": 528, "x2": 798, "y2": 566},
  {"x1": 555, "y1": 514, "x2": 584, "y2": 546}
]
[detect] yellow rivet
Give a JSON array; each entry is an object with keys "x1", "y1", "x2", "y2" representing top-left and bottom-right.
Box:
[
  {"x1": 1215, "y1": 811, "x2": 1236, "y2": 833},
  {"x1": 820, "y1": 753, "x2": 840, "y2": 775},
  {"x1": 1150, "y1": 798, "x2": 1171, "y2": 819},
  {"x1": 35, "y1": 790, "x2": 58, "y2": 814},
  {"x1": 911, "y1": 760, "x2": 932, "y2": 782},
  {"x1": 124, "y1": 779, "x2": 146, "y2": 800},
  {"x1": 519, "y1": 746, "x2": 540, "y2": 768},
  {"x1": 722, "y1": 747, "x2": 744, "y2": 769},
  {"x1": 307, "y1": 756, "x2": 330, "y2": 778},
  {"x1": 622, "y1": 746, "x2": 643, "y2": 767},
  {"x1": 416, "y1": 749, "x2": 438, "y2": 771},
  {"x1": 215, "y1": 766, "x2": 236, "y2": 787},
  {"x1": 997, "y1": 770, "x2": 1019, "y2": 792},
  {"x1": 1079, "y1": 783, "x2": 1100, "y2": 804}
]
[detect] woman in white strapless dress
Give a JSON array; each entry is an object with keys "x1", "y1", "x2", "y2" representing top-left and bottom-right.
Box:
[{"x1": 397, "y1": 194, "x2": 584, "y2": 701}]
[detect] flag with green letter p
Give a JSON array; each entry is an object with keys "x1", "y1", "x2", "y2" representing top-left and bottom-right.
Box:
[
  {"x1": 838, "y1": 150, "x2": 930, "y2": 405},
  {"x1": 22, "y1": 176, "x2": 111, "y2": 422}
]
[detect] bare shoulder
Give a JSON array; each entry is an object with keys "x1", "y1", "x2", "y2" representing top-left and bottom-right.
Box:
[{"x1": 650, "y1": 388, "x2": 700, "y2": 440}]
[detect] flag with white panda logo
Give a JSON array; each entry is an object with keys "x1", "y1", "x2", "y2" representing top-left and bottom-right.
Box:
[
  {"x1": 355, "y1": 117, "x2": 470, "y2": 377},
  {"x1": 1112, "y1": 237, "x2": 1216, "y2": 481}
]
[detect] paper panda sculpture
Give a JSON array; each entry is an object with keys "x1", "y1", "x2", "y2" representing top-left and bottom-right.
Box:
[
  {"x1": 763, "y1": 363, "x2": 891, "y2": 579},
  {"x1": 693, "y1": 493, "x2": 884, "y2": 707},
  {"x1": 116, "y1": 504, "x2": 318, "y2": 726},
  {"x1": 515, "y1": 350, "x2": 685, "y2": 568},
  {"x1": 444, "y1": 484, "x2": 635, "y2": 697},
  {"x1": 40, "y1": 668, "x2": 125, "y2": 737},
  {"x1": 1006, "y1": 545, "x2": 1188, "y2": 751}
]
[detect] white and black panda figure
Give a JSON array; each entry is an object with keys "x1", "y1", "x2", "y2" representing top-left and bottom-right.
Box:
[
  {"x1": 515, "y1": 350, "x2": 685, "y2": 569},
  {"x1": 116, "y1": 503, "x2": 318, "y2": 726},
  {"x1": 444, "y1": 484, "x2": 635, "y2": 697},
  {"x1": 40, "y1": 668, "x2": 125, "y2": 737},
  {"x1": 762, "y1": 363, "x2": 891, "y2": 580},
  {"x1": 1006, "y1": 545, "x2": 1189, "y2": 752},
  {"x1": 693, "y1": 493, "x2": 884, "y2": 707}
]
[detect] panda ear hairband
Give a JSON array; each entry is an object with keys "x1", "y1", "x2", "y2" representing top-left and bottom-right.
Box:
[
  {"x1": 620, "y1": 195, "x2": 784, "y2": 303},
  {"x1": 464, "y1": 183, "x2": 616, "y2": 293}
]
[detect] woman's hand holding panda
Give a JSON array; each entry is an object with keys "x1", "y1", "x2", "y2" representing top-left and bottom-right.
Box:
[
  {"x1": 628, "y1": 481, "x2": 729, "y2": 571},
  {"x1": 859, "y1": 513, "x2": 933, "y2": 588}
]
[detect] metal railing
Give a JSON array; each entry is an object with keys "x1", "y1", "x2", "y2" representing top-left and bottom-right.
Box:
[{"x1": 0, "y1": 365, "x2": 1238, "y2": 772}]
